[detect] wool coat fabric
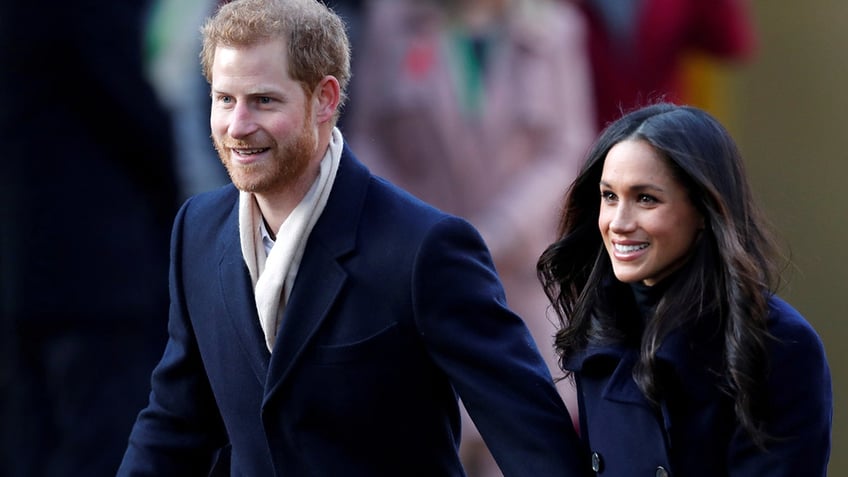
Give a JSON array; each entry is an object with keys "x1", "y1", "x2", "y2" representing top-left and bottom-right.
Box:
[
  {"x1": 117, "y1": 146, "x2": 587, "y2": 477},
  {"x1": 566, "y1": 295, "x2": 832, "y2": 476}
]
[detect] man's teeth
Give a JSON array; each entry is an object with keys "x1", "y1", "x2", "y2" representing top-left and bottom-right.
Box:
[
  {"x1": 237, "y1": 148, "x2": 265, "y2": 155},
  {"x1": 614, "y1": 243, "x2": 648, "y2": 253}
]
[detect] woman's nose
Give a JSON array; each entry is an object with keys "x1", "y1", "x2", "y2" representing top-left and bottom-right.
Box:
[{"x1": 609, "y1": 205, "x2": 636, "y2": 233}]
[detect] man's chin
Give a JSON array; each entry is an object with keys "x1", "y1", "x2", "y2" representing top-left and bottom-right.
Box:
[
  {"x1": 226, "y1": 165, "x2": 265, "y2": 192},
  {"x1": 229, "y1": 174, "x2": 266, "y2": 193}
]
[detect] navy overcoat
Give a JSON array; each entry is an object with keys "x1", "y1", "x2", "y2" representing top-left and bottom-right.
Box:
[
  {"x1": 118, "y1": 146, "x2": 586, "y2": 476},
  {"x1": 567, "y1": 296, "x2": 832, "y2": 476}
]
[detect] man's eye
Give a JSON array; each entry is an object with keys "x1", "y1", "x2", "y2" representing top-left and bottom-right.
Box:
[{"x1": 259, "y1": 97, "x2": 272, "y2": 104}]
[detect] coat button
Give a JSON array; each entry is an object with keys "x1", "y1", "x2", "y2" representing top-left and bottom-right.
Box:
[
  {"x1": 591, "y1": 452, "x2": 603, "y2": 472},
  {"x1": 655, "y1": 466, "x2": 669, "y2": 477}
]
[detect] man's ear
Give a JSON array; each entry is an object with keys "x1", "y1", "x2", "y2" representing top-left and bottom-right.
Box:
[{"x1": 313, "y1": 75, "x2": 340, "y2": 124}]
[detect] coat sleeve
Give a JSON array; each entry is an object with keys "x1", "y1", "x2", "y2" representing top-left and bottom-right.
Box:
[
  {"x1": 727, "y1": 299, "x2": 832, "y2": 476},
  {"x1": 117, "y1": 199, "x2": 229, "y2": 476},
  {"x1": 411, "y1": 216, "x2": 590, "y2": 477}
]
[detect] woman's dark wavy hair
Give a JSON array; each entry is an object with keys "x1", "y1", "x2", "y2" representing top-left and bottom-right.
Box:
[{"x1": 537, "y1": 102, "x2": 784, "y2": 448}]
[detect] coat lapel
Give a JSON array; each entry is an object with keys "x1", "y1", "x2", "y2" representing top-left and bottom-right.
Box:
[
  {"x1": 262, "y1": 145, "x2": 366, "y2": 404},
  {"x1": 568, "y1": 344, "x2": 648, "y2": 406},
  {"x1": 218, "y1": 203, "x2": 270, "y2": 385},
  {"x1": 262, "y1": 247, "x2": 347, "y2": 403}
]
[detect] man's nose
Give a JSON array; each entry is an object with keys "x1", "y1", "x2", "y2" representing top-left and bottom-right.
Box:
[{"x1": 228, "y1": 102, "x2": 259, "y2": 138}]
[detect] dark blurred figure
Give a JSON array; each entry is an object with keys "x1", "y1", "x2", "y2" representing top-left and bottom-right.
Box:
[
  {"x1": 0, "y1": 1, "x2": 179, "y2": 476},
  {"x1": 326, "y1": 0, "x2": 366, "y2": 132},
  {"x1": 570, "y1": 0, "x2": 756, "y2": 129}
]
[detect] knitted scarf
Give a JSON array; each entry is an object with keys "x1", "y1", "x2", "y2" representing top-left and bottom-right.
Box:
[{"x1": 239, "y1": 127, "x2": 343, "y2": 351}]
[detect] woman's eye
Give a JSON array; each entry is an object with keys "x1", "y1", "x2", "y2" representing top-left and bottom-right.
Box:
[
  {"x1": 601, "y1": 191, "x2": 616, "y2": 201},
  {"x1": 638, "y1": 194, "x2": 658, "y2": 203}
]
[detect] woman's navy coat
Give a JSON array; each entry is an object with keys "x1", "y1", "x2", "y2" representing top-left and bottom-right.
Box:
[{"x1": 566, "y1": 296, "x2": 832, "y2": 476}]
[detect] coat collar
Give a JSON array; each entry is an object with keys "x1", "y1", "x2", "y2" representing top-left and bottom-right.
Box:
[
  {"x1": 216, "y1": 144, "x2": 369, "y2": 399},
  {"x1": 218, "y1": 193, "x2": 270, "y2": 385},
  {"x1": 565, "y1": 303, "x2": 724, "y2": 406},
  {"x1": 262, "y1": 144, "x2": 368, "y2": 404}
]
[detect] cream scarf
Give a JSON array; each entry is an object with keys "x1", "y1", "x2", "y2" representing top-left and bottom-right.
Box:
[{"x1": 239, "y1": 127, "x2": 343, "y2": 352}]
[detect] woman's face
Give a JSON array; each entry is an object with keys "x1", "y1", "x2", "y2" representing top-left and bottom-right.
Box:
[{"x1": 598, "y1": 139, "x2": 704, "y2": 286}]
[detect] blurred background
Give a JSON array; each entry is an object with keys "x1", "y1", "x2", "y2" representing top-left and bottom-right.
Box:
[
  {"x1": 0, "y1": 0, "x2": 843, "y2": 475},
  {"x1": 726, "y1": 1, "x2": 847, "y2": 474}
]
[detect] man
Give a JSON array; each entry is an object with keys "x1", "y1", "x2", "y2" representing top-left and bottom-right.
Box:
[{"x1": 118, "y1": 0, "x2": 586, "y2": 475}]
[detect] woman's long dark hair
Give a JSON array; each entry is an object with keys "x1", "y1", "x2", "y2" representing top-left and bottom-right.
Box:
[{"x1": 538, "y1": 103, "x2": 784, "y2": 448}]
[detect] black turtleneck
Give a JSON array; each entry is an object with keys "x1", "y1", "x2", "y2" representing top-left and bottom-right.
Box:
[{"x1": 629, "y1": 279, "x2": 672, "y2": 323}]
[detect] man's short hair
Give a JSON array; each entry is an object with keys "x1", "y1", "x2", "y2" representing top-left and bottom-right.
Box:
[{"x1": 200, "y1": 0, "x2": 351, "y2": 109}]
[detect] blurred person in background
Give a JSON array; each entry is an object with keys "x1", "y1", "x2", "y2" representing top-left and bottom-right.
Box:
[
  {"x1": 145, "y1": 0, "x2": 230, "y2": 201},
  {"x1": 0, "y1": 1, "x2": 179, "y2": 476},
  {"x1": 325, "y1": 0, "x2": 367, "y2": 132},
  {"x1": 568, "y1": 0, "x2": 756, "y2": 129},
  {"x1": 348, "y1": 0, "x2": 595, "y2": 475}
]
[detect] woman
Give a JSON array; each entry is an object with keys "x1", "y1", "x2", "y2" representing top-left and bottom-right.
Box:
[{"x1": 537, "y1": 103, "x2": 832, "y2": 476}]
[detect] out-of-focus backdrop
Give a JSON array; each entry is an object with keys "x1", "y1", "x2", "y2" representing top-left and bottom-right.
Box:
[
  {"x1": 720, "y1": 1, "x2": 846, "y2": 474},
  {"x1": 0, "y1": 0, "x2": 843, "y2": 475}
]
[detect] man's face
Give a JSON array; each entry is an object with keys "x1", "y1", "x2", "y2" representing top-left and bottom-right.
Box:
[{"x1": 209, "y1": 38, "x2": 318, "y2": 195}]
